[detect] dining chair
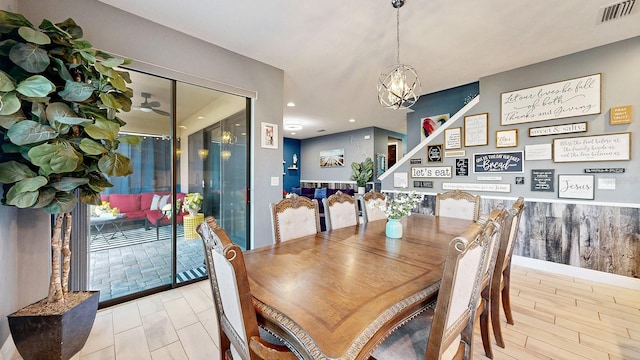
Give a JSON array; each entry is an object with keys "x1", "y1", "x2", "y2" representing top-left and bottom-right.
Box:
[
  {"x1": 361, "y1": 190, "x2": 388, "y2": 223},
  {"x1": 371, "y1": 218, "x2": 496, "y2": 360},
  {"x1": 435, "y1": 189, "x2": 481, "y2": 221},
  {"x1": 475, "y1": 208, "x2": 508, "y2": 359},
  {"x1": 490, "y1": 197, "x2": 525, "y2": 349},
  {"x1": 322, "y1": 190, "x2": 359, "y2": 230},
  {"x1": 269, "y1": 193, "x2": 321, "y2": 243},
  {"x1": 196, "y1": 216, "x2": 298, "y2": 360}
]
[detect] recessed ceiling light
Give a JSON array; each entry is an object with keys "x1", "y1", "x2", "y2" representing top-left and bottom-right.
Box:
[
  {"x1": 241, "y1": 132, "x2": 246, "y2": 136},
  {"x1": 197, "y1": 116, "x2": 204, "y2": 119},
  {"x1": 349, "y1": 118, "x2": 356, "y2": 123},
  {"x1": 283, "y1": 121, "x2": 303, "y2": 131},
  {"x1": 235, "y1": 123, "x2": 240, "y2": 126},
  {"x1": 291, "y1": 132, "x2": 296, "y2": 135},
  {"x1": 179, "y1": 125, "x2": 187, "y2": 129},
  {"x1": 287, "y1": 102, "x2": 296, "y2": 107}
]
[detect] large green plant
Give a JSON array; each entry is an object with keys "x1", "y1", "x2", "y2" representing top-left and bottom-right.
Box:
[
  {"x1": 350, "y1": 157, "x2": 374, "y2": 187},
  {"x1": 0, "y1": 10, "x2": 139, "y2": 306}
]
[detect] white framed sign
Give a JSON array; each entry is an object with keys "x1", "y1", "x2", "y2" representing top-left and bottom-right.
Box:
[
  {"x1": 525, "y1": 144, "x2": 552, "y2": 161},
  {"x1": 496, "y1": 129, "x2": 518, "y2": 148},
  {"x1": 553, "y1": 132, "x2": 631, "y2": 163},
  {"x1": 393, "y1": 172, "x2": 408, "y2": 188},
  {"x1": 411, "y1": 166, "x2": 452, "y2": 178},
  {"x1": 558, "y1": 175, "x2": 594, "y2": 200},
  {"x1": 501, "y1": 74, "x2": 601, "y2": 125},
  {"x1": 528, "y1": 122, "x2": 588, "y2": 137},
  {"x1": 464, "y1": 113, "x2": 488, "y2": 147},
  {"x1": 444, "y1": 127, "x2": 462, "y2": 149},
  {"x1": 442, "y1": 182, "x2": 511, "y2": 193}
]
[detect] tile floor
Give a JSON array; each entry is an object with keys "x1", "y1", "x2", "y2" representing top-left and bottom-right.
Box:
[{"x1": 9, "y1": 265, "x2": 640, "y2": 360}]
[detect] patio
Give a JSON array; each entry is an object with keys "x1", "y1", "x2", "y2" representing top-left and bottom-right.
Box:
[{"x1": 89, "y1": 223, "x2": 206, "y2": 302}]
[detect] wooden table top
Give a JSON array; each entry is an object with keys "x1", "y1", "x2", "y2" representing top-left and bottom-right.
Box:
[{"x1": 244, "y1": 214, "x2": 473, "y2": 360}]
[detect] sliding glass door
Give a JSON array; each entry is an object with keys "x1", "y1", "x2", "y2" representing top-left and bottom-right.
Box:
[{"x1": 87, "y1": 70, "x2": 249, "y2": 304}]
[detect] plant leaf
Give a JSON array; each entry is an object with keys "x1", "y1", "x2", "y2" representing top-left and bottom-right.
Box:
[
  {"x1": 79, "y1": 138, "x2": 105, "y2": 155},
  {"x1": 9, "y1": 42, "x2": 50, "y2": 73},
  {"x1": 0, "y1": 91, "x2": 21, "y2": 115},
  {"x1": 42, "y1": 191, "x2": 77, "y2": 214},
  {"x1": 0, "y1": 70, "x2": 16, "y2": 92},
  {"x1": 0, "y1": 160, "x2": 37, "y2": 183},
  {"x1": 32, "y1": 187, "x2": 56, "y2": 208},
  {"x1": 28, "y1": 142, "x2": 83, "y2": 173},
  {"x1": 17, "y1": 26, "x2": 51, "y2": 45},
  {"x1": 49, "y1": 57, "x2": 73, "y2": 82},
  {"x1": 7, "y1": 119, "x2": 58, "y2": 145},
  {"x1": 59, "y1": 80, "x2": 95, "y2": 102},
  {"x1": 16, "y1": 75, "x2": 55, "y2": 97},
  {"x1": 99, "y1": 152, "x2": 132, "y2": 177},
  {"x1": 0, "y1": 110, "x2": 25, "y2": 129},
  {"x1": 100, "y1": 57, "x2": 124, "y2": 68},
  {"x1": 0, "y1": 10, "x2": 34, "y2": 27},
  {"x1": 5, "y1": 184, "x2": 39, "y2": 208},
  {"x1": 85, "y1": 118, "x2": 119, "y2": 141},
  {"x1": 118, "y1": 134, "x2": 141, "y2": 146},
  {"x1": 80, "y1": 188, "x2": 101, "y2": 205},
  {"x1": 50, "y1": 177, "x2": 89, "y2": 191},
  {"x1": 12, "y1": 175, "x2": 48, "y2": 192},
  {"x1": 46, "y1": 102, "x2": 91, "y2": 125}
]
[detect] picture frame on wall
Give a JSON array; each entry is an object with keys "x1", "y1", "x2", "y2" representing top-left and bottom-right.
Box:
[
  {"x1": 260, "y1": 122, "x2": 278, "y2": 149},
  {"x1": 496, "y1": 129, "x2": 518, "y2": 148},
  {"x1": 444, "y1": 127, "x2": 462, "y2": 149},
  {"x1": 464, "y1": 113, "x2": 488, "y2": 147},
  {"x1": 558, "y1": 174, "x2": 594, "y2": 200},
  {"x1": 427, "y1": 144, "x2": 443, "y2": 162}
]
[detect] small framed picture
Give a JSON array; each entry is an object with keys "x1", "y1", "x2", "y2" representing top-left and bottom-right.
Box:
[
  {"x1": 427, "y1": 144, "x2": 443, "y2": 162},
  {"x1": 496, "y1": 129, "x2": 518, "y2": 148},
  {"x1": 444, "y1": 127, "x2": 462, "y2": 149},
  {"x1": 261, "y1": 122, "x2": 278, "y2": 149},
  {"x1": 464, "y1": 113, "x2": 489, "y2": 147}
]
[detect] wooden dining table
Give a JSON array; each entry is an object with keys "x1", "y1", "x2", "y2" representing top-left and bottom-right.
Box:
[{"x1": 243, "y1": 214, "x2": 473, "y2": 360}]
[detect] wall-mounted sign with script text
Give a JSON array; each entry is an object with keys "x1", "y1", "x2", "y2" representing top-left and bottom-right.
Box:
[
  {"x1": 531, "y1": 169, "x2": 555, "y2": 192},
  {"x1": 501, "y1": 74, "x2": 601, "y2": 125},
  {"x1": 528, "y1": 122, "x2": 588, "y2": 137},
  {"x1": 473, "y1": 151, "x2": 524, "y2": 173},
  {"x1": 442, "y1": 182, "x2": 511, "y2": 193},
  {"x1": 553, "y1": 132, "x2": 631, "y2": 162}
]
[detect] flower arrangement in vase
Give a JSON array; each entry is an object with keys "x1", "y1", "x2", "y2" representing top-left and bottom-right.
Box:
[
  {"x1": 182, "y1": 193, "x2": 203, "y2": 216},
  {"x1": 368, "y1": 191, "x2": 422, "y2": 238}
]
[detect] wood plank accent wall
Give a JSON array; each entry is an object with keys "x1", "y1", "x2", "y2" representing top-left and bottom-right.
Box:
[{"x1": 404, "y1": 194, "x2": 640, "y2": 279}]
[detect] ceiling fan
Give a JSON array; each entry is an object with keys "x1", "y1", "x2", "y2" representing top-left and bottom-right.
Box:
[{"x1": 134, "y1": 92, "x2": 170, "y2": 116}]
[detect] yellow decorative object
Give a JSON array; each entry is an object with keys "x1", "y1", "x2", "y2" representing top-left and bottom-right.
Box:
[{"x1": 184, "y1": 213, "x2": 204, "y2": 240}]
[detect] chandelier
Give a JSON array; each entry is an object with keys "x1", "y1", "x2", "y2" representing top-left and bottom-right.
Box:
[
  {"x1": 377, "y1": 0, "x2": 421, "y2": 110},
  {"x1": 221, "y1": 130, "x2": 237, "y2": 145}
]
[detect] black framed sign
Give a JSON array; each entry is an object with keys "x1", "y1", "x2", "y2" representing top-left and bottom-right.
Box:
[
  {"x1": 427, "y1": 144, "x2": 443, "y2": 162},
  {"x1": 473, "y1": 151, "x2": 524, "y2": 173},
  {"x1": 531, "y1": 169, "x2": 554, "y2": 192},
  {"x1": 455, "y1": 158, "x2": 469, "y2": 176}
]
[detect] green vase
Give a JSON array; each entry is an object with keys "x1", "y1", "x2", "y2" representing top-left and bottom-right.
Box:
[{"x1": 386, "y1": 218, "x2": 403, "y2": 238}]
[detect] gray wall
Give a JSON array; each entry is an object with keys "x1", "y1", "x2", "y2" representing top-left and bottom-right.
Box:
[
  {"x1": 300, "y1": 127, "x2": 375, "y2": 182},
  {"x1": 383, "y1": 36, "x2": 640, "y2": 204},
  {"x1": 18, "y1": 0, "x2": 285, "y2": 249}
]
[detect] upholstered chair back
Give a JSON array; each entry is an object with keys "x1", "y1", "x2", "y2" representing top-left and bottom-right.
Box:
[
  {"x1": 361, "y1": 190, "x2": 388, "y2": 223},
  {"x1": 323, "y1": 190, "x2": 359, "y2": 230},
  {"x1": 269, "y1": 194, "x2": 321, "y2": 243},
  {"x1": 197, "y1": 217, "x2": 296, "y2": 360},
  {"x1": 425, "y1": 220, "x2": 494, "y2": 359},
  {"x1": 435, "y1": 189, "x2": 481, "y2": 221}
]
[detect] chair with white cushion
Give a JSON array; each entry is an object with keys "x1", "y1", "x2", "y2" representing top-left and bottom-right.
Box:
[
  {"x1": 196, "y1": 217, "x2": 297, "y2": 360},
  {"x1": 269, "y1": 193, "x2": 321, "y2": 243},
  {"x1": 323, "y1": 190, "x2": 359, "y2": 230},
  {"x1": 372, "y1": 218, "x2": 495, "y2": 360},
  {"x1": 361, "y1": 190, "x2": 388, "y2": 223},
  {"x1": 435, "y1": 189, "x2": 481, "y2": 221}
]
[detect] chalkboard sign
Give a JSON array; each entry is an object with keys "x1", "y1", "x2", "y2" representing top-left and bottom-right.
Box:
[
  {"x1": 427, "y1": 144, "x2": 443, "y2": 162},
  {"x1": 531, "y1": 169, "x2": 554, "y2": 192},
  {"x1": 413, "y1": 181, "x2": 434, "y2": 188},
  {"x1": 473, "y1": 151, "x2": 524, "y2": 173},
  {"x1": 410, "y1": 158, "x2": 422, "y2": 165},
  {"x1": 456, "y1": 158, "x2": 469, "y2": 176}
]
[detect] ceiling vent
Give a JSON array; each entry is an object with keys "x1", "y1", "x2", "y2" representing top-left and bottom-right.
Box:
[{"x1": 598, "y1": 0, "x2": 638, "y2": 23}]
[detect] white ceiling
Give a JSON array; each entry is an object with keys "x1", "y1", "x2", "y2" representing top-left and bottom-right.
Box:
[{"x1": 100, "y1": 0, "x2": 640, "y2": 139}]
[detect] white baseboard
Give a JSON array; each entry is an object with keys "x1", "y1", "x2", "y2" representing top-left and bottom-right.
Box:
[
  {"x1": 0, "y1": 335, "x2": 17, "y2": 360},
  {"x1": 513, "y1": 255, "x2": 640, "y2": 290}
]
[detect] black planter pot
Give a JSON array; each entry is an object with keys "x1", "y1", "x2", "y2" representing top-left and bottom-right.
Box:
[{"x1": 7, "y1": 291, "x2": 100, "y2": 360}]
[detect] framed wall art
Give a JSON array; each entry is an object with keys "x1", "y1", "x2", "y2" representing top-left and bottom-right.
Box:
[
  {"x1": 427, "y1": 144, "x2": 443, "y2": 162},
  {"x1": 464, "y1": 113, "x2": 488, "y2": 147},
  {"x1": 496, "y1": 129, "x2": 518, "y2": 148},
  {"x1": 528, "y1": 122, "x2": 588, "y2": 137},
  {"x1": 553, "y1": 132, "x2": 631, "y2": 163},
  {"x1": 319, "y1": 149, "x2": 345, "y2": 167},
  {"x1": 444, "y1": 127, "x2": 462, "y2": 149},
  {"x1": 501, "y1": 73, "x2": 601, "y2": 125},
  {"x1": 558, "y1": 174, "x2": 594, "y2": 200},
  {"x1": 260, "y1": 122, "x2": 278, "y2": 149}
]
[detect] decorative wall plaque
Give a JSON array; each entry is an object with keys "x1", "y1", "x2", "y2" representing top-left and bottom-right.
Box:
[
  {"x1": 558, "y1": 174, "x2": 594, "y2": 200},
  {"x1": 473, "y1": 151, "x2": 524, "y2": 173},
  {"x1": 427, "y1": 144, "x2": 443, "y2": 162},
  {"x1": 610, "y1": 105, "x2": 632, "y2": 125},
  {"x1": 553, "y1": 133, "x2": 631, "y2": 162},
  {"x1": 455, "y1": 158, "x2": 469, "y2": 176},
  {"x1": 442, "y1": 182, "x2": 511, "y2": 193},
  {"x1": 528, "y1": 122, "x2": 588, "y2": 137},
  {"x1": 531, "y1": 169, "x2": 554, "y2": 192},
  {"x1": 413, "y1": 181, "x2": 434, "y2": 188},
  {"x1": 411, "y1": 166, "x2": 452, "y2": 178},
  {"x1": 501, "y1": 74, "x2": 601, "y2": 125},
  {"x1": 410, "y1": 158, "x2": 423, "y2": 165}
]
